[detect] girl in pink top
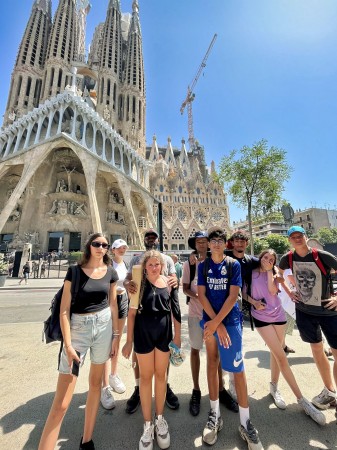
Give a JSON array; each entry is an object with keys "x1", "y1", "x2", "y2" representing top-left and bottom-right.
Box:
[{"x1": 246, "y1": 250, "x2": 325, "y2": 425}]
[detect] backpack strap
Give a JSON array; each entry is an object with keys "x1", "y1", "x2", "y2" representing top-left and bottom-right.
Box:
[
  {"x1": 203, "y1": 257, "x2": 210, "y2": 280},
  {"x1": 312, "y1": 248, "x2": 327, "y2": 276},
  {"x1": 186, "y1": 260, "x2": 196, "y2": 304}
]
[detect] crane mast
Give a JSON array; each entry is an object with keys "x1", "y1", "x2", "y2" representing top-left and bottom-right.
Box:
[{"x1": 180, "y1": 33, "x2": 217, "y2": 149}]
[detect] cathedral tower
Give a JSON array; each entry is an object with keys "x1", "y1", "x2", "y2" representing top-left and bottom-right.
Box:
[
  {"x1": 123, "y1": 0, "x2": 146, "y2": 156},
  {"x1": 96, "y1": 0, "x2": 123, "y2": 124},
  {"x1": 3, "y1": 0, "x2": 52, "y2": 125},
  {"x1": 41, "y1": 0, "x2": 78, "y2": 101}
]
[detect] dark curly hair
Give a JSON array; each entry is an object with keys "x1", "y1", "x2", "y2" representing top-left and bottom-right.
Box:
[{"x1": 79, "y1": 233, "x2": 111, "y2": 266}]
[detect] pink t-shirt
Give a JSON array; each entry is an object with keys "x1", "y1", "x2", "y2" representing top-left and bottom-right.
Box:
[
  {"x1": 182, "y1": 260, "x2": 203, "y2": 319},
  {"x1": 251, "y1": 270, "x2": 286, "y2": 323}
]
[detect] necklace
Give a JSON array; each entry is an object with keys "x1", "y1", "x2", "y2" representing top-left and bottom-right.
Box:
[{"x1": 151, "y1": 282, "x2": 157, "y2": 299}]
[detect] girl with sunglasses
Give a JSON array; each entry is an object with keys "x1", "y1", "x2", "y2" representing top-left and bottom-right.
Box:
[
  {"x1": 39, "y1": 233, "x2": 119, "y2": 450},
  {"x1": 247, "y1": 249, "x2": 325, "y2": 425}
]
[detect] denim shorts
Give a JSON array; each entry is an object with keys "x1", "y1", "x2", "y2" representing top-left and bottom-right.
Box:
[{"x1": 58, "y1": 307, "x2": 112, "y2": 375}]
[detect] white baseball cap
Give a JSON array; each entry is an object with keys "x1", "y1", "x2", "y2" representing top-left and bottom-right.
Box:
[{"x1": 111, "y1": 239, "x2": 128, "y2": 249}]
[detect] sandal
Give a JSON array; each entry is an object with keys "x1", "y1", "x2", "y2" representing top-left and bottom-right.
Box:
[{"x1": 283, "y1": 345, "x2": 295, "y2": 354}]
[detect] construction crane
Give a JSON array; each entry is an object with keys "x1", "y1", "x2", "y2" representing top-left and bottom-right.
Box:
[{"x1": 180, "y1": 33, "x2": 217, "y2": 150}]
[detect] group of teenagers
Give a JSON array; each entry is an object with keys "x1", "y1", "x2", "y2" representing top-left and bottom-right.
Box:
[{"x1": 37, "y1": 225, "x2": 337, "y2": 450}]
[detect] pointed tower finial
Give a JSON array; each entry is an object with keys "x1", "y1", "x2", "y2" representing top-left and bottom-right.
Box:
[{"x1": 132, "y1": 0, "x2": 139, "y2": 13}]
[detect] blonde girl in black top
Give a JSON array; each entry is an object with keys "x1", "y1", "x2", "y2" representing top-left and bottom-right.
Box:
[
  {"x1": 38, "y1": 233, "x2": 118, "y2": 450},
  {"x1": 122, "y1": 250, "x2": 181, "y2": 450}
]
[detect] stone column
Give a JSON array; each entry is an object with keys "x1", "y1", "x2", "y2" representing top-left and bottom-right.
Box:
[
  {"x1": 115, "y1": 176, "x2": 142, "y2": 247},
  {"x1": 80, "y1": 150, "x2": 102, "y2": 232}
]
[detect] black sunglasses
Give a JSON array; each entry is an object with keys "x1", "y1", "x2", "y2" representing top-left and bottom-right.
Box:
[{"x1": 91, "y1": 241, "x2": 109, "y2": 249}]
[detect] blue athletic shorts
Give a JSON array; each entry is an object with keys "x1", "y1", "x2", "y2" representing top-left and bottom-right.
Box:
[{"x1": 201, "y1": 319, "x2": 244, "y2": 373}]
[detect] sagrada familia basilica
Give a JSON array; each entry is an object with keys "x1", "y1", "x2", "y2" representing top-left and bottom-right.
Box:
[{"x1": 0, "y1": 0, "x2": 230, "y2": 253}]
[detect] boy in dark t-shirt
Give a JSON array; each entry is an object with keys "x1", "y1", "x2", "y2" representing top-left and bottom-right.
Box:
[
  {"x1": 197, "y1": 228, "x2": 263, "y2": 449},
  {"x1": 279, "y1": 226, "x2": 337, "y2": 411}
]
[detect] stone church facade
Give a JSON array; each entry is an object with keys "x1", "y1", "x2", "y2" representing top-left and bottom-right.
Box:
[{"x1": 0, "y1": 0, "x2": 229, "y2": 254}]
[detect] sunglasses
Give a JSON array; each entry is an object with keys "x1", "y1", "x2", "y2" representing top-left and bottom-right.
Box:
[{"x1": 91, "y1": 241, "x2": 109, "y2": 249}]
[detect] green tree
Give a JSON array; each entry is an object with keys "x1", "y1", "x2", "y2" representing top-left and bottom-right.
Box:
[
  {"x1": 218, "y1": 139, "x2": 292, "y2": 254},
  {"x1": 264, "y1": 234, "x2": 290, "y2": 255},
  {"x1": 247, "y1": 238, "x2": 268, "y2": 255},
  {"x1": 315, "y1": 227, "x2": 337, "y2": 244}
]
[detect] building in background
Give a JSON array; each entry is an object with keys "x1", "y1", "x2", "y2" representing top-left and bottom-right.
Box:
[
  {"x1": 233, "y1": 207, "x2": 337, "y2": 239},
  {"x1": 0, "y1": 0, "x2": 229, "y2": 253}
]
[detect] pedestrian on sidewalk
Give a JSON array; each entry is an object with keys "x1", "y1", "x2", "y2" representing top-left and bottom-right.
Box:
[
  {"x1": 38, "y1": 233, "x2": 119, "y2": 450},
  {"x1": 18, "y1": 261, "x2": 30, "y2": 285}
]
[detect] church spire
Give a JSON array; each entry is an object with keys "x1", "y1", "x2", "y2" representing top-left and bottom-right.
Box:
[
  {"x1": 41, "y1": 0, "x2": 78, "y2": 101},
  {"x1": 3, "y1": 0, "x2": 52, "y2": 125},
  {"x1": 123, "y1": 0, "x2": 146, "y2": 156}
]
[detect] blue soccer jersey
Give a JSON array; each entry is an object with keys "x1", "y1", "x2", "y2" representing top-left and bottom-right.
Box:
[{"x1": 198, "y1": 257, "x2": 242, "y2": 326}]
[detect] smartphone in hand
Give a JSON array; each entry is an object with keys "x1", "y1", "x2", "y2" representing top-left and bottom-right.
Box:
[{"x1": 72, "y1": 350, "x2": 81, "y2": 377}]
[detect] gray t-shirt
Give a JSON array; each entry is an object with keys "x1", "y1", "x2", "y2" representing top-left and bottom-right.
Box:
[
  {"x1": 127, "y1": 252, "x2": 176, "y2": 277},
  {"x1": 279, "y1": 249, "x2": 337, "y2": 316}
]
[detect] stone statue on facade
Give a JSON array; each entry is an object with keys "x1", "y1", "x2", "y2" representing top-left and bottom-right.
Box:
[
  {"x1": 103, "y1": 105, "x2": 110, "y2": 121},
  {"x1": 9, "y1": 207, "x2": 21, "y2": 221}
]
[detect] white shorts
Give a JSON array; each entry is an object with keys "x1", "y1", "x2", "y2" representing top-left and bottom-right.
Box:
[{"x1": 188, "y1": 316, "x2": 203, "y2": 351}]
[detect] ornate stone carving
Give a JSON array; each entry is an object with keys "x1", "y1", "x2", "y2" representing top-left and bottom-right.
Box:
[
  {"x1": 106, "y1": 210, "x2": 126, "y2": 225},
  {"x1": 48, "y1": 200, "x2": 87, "y2": 217}
]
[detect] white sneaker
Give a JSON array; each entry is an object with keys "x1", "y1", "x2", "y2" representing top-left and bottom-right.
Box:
[
  {"x1": 298, "y1": 397, "x2": 326, "y2": 425},
  {"x1": 139, "y1": 423, "x2": 154, "y2": 450},
  {"x1": 229, "y1": 379, "x2": 238, "y2": 401},
  {"x1": 312, "y1": 387, "x2": 337, "y2": 410},
  {"x1": 202, "y1": 409, "x2": 223, "y2": 446},
  {"x1": 239, "y1": 419, "x2": 264, "y2": 450},
  {"x1": 155, "y1": 415, "x2": 170, "y2": 449},
  {"x1": 269, "y1": 382, "x2": 286, "y2": 410},
  {"x1": 100, "y1": 386, "x2": 116, "y2": 410},
  {"x1": 109, "y1": 373, "x2": 126, "y2": 394}
]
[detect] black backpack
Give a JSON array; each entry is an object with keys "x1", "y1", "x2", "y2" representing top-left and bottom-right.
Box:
[{"x1": 42, "y1": 265, "x2": 80, "y2": 344}]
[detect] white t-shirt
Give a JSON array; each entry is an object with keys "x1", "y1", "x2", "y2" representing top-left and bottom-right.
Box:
[{"x1": 113, "y1": 260, "x2": 127, "y2": 294}]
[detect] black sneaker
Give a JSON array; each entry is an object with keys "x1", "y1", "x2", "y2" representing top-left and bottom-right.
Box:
[
  {"x1": 219, "y1": 389, "x2": 239, "y2": 413},
  {"x1": 189, "y1": 389, "x2": 201, "y2": 416},
  {"x1": 79, "y1": 438, "x2": 95, "y2": 450},
  {"x1": 125, "y1": 386, "x2": 140, "y2": 414},
  {"x1": 165, "y1": 384, "x2": 180, "y2": 410}
]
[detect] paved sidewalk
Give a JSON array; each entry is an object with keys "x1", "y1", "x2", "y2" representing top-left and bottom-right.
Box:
[
  {"x1": 0, "y1": 277, "x2": 64, "y2": 290},
  {"x1": 0, "y1": 286, "x2": 336, "y2": 449}
]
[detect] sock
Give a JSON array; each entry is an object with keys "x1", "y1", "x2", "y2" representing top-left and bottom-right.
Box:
[
  {"x1": 210, "y1": 399, "x2": 220, "y2": 420},
  {"x1": 135, "y1": 378, "x2": 140, "y2": 387},
  {"x1": 156, "y1": 414, "x2": 162, "y2": 420},
  {"x1": 239, "y1": 406, "x2": 250, "y2": 428},
  {"x1": 145, "y1": 421, "x2": 152, "y2": 429}
]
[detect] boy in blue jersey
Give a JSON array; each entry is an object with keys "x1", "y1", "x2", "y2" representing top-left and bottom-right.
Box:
[{"x1": 198, "y1": 228, "x2": 263, "y2": 449}]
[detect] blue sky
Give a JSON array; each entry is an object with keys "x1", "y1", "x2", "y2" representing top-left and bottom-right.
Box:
[{"x1": 1, "y1": 0, "x2": 337, "y2": 224}]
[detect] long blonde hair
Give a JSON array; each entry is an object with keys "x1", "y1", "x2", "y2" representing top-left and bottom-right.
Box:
[{"x1": 139, "y1": 250, "x2": 164, "y2": 301}]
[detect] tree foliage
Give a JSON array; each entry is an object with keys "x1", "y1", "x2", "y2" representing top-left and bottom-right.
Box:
[
  {"x1": 218, "y1": 139, "x2": 292, "y2": 254},
  {"x1": 314, "y1": 227, "x2": 337, "y2": 244},
  {"x1": 247, "y1": 234, "x2": 290, "y2": 256}
]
